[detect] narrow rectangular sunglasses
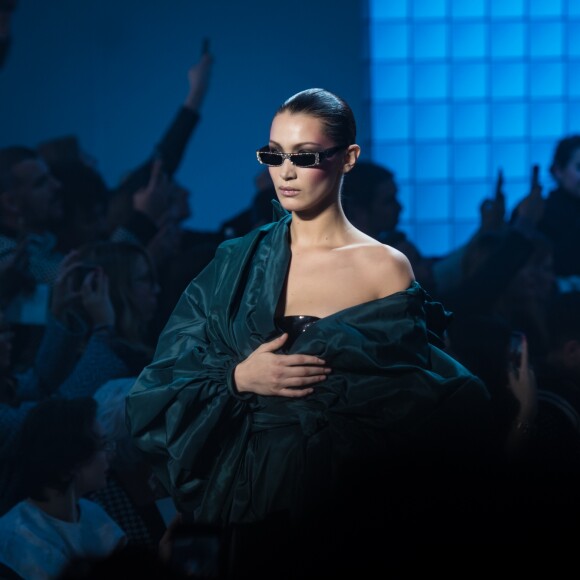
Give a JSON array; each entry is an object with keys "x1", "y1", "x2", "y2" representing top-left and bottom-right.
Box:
[{"x1": 256, "y1": 145, "x2": 345, "y2": 168}]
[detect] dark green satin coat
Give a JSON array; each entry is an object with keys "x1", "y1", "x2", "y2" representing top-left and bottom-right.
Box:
[{"x1": 126, "y1": 204, "x2": 492, "y2": 526}]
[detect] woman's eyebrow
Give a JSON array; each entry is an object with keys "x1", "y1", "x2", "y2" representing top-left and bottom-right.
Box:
[{"x1": 269, "y1": 140, "x2": 324, "y2": 148}]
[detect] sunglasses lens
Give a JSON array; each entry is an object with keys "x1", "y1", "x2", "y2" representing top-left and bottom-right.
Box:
[
  {"x1": 258, "y1": 151, "x2": 283, "y2": 166},
  {"x1": 293, "y1": 153, "x2": 317, "y2": 167}
]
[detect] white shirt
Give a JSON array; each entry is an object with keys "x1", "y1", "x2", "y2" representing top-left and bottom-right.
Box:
[{"x1": 0, "y1": 498, "x2": 126, "y2": 579}]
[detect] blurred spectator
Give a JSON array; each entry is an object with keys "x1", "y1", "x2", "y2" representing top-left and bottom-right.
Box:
[
  {"x1": 0, "y1": 145, "x2": 66, "y2": 367},
  {"x1": 0, "y1": 397, "x2": 126, "y2": 579},
  {"x1": 107, "y1": 51, "x2": 213, "y2": 236},
  {"x1": 535, "y1": 135, "x2": 580, "y2": 292},
  {"x1": 219, "y1": 169, "x2": 277, "y2": 239},
  {"x1": 341, "y1": 160, "x2": 401, "y2": 241},
  {"x1": 527, "y1": 291, "x2": 580, "y2": 471},
  {"x1": 49, "y1": 160, "x2": 111, "y2": 254},
  {"x1": 70, "y1": 240, "x2": 160, "y2": 360},
  {"x1": 0, "y1": 251, "x2": 131, "y2": 514},
  {"x1": 89, "y1": 377, "x2": 176, "y2": 551}
]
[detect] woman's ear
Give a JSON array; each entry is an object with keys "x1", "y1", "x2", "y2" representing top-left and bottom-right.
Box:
[{"x1": 342, "y1": 145, "x2": 361, "y2": 174}]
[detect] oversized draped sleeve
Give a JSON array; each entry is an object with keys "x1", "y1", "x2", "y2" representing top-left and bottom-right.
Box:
[{"x1": 125, "y1": 221, "x2": 278, "y2": 514}]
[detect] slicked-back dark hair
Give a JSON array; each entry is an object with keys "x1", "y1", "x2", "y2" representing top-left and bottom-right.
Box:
[{"x1": 276, "y1": 88, "x2": 356, "y2": 147}]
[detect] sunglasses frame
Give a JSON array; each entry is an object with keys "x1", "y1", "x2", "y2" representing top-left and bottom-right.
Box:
[{"x1": 256, "y1": 145, "x2": 345, "y2": 168}]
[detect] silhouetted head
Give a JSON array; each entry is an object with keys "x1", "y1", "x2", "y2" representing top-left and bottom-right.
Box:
[
  {"x1": 550, "y1": 134, "x2": 580, "y2": 197},
  {"x1": 0, "y1": 145, "x2": 62, "y2": 231},
  {"x1": 341, "y1": 160, "x2": 402, "y2": 237},
  {"x1": 14, "y1": 397, "x2": 107, "y2": 500},
  {"x1": 50, "y1": 160, "x2": 110, "y2": 250}
]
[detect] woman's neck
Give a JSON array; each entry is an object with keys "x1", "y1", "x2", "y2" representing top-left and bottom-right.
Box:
[{"x1": 290, "y1": 203, "x2": 353, "y2": 248}]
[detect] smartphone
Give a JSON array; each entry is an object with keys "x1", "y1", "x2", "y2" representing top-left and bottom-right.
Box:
[
  {"x1": 508, "y1": 331, "x2": 525, "y2": 373},
  {"x1": 170, "y1": 522, "x2": 228, "y2": 579},
  {"x1": 201, "y1": 37, "x2": 210, "y2": 56}
]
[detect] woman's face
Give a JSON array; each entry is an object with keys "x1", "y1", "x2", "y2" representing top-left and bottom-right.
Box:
[
  {"x1": 554, "y1": 147, "x2": 580, "y2": 198},
  {"x1": 267, "y1": 112, "x2": 349, "y2": 216}
]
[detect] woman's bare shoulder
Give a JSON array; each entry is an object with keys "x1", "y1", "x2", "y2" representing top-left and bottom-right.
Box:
[{"x1": 338, "y1": 237, "x2": 415, "y2": 298}]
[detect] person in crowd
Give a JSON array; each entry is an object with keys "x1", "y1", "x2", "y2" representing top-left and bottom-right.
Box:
[
  {"x1": 0, "y1": 145, "x2": 64, "y2": 367},
  {"x1": 535, "y1": 134, "x2": 580, "y2": 291},
  {"x1": 341, "y1": 159, "x2": 401, "y2": 241},
  {"x1": 0, "y1": 250, "x2": 131, "y2": 514},
  {"x1": 88, "y1": 377, "x2": 175, "y2": 551},
  {"x1": 49, "y1": 159, "x2": 111, "y2": 254},
  {"x1": 0, "y1": 397, "x2": 127, "y2": 579},
  {"x1": 107, "y1": 50, "x2": 213, "y2": 238},
  {"x1": 526, "y1": 291, "x2": 580, "y2": 473},
  {"x1": 341, "y1": 159, "x2": 438, "y2": 292},
  {"x1": 126, "y1": 88, "x2": 493, "y2": 575},
  {"x1": 71, "y1": 240, "x2": 160, "y2": 361},
  {"x1": 0, "y1": 146, "x2": 63, "y2": 283}
]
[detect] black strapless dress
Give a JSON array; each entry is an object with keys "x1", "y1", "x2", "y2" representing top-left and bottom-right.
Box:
[{"x1": 275, "y1": 315, "x2": 320, "y2": 353}]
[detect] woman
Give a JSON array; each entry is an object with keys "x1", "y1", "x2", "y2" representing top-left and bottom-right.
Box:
[
  {"x1": 0, "y1": 397, "x2": 126, "y2": 579},
  {"x1": 126, "y1": 89, "x2": 492, "y2": 557},
  {"x1": 72, "y1": 240, "x2": 160, "y2": 370}
]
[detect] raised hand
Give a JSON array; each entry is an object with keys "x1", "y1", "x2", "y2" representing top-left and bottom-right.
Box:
[
  {"x1": 233, "y1": 333, "x2": 331, "y2": 398},
  {"x1": 513, "y1": 164, "x2": 544, "y2": 229},
  {"x1": 132, "y1": 158, "x2": 174, "y2": 227},
  {"x1": 479, "y1": 168, "x2": 506, "y2": 233},
  {"x1": 50, "y1": 250, "x2": 83, "y2": 322},
  {"x1": 185, "y1": 51, "x2": 213, "y2": 111}
]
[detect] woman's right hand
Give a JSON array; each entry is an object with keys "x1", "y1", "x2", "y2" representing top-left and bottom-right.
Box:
[{"x1": 233, "y1": 333, "x2": 331, "y2": 398}]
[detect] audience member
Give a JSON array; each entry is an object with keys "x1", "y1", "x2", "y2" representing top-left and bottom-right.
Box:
[
  {"x1": 0, "y1": 251, "x2": 130, "y2": 514},
  {"x1": 535, "y1": 134, "x2": 580, "y2": 291},
  {"x1": 219, "y1": 168, "x2": 277, "y2": 239},
  {"x1": 341, "y1": 160, "x2": 438, "y2": 292},
  {"x1": 70, "y1": 240, "x2": 160, "y2": 359},
  {"x1": 49, "y1": 160, "x2": 110, "y2": 253},
  {"x1": 88, "y1": 377, "x2": 176, "y2": 551},
  {"x1": 527, "y1": 291, "x2": 580, "y2": 471},
  {"x1": 0, "y1": 397, "x2": 127, "y2": 579},
  {"x1": 0, "y1": 145, "x2": 64, "y2": 367},
  {"x1": 107, "y1": 51, "x2": 213, "y2": 237}
]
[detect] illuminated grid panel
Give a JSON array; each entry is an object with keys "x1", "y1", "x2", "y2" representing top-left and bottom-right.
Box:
[{"x1": 367, "y1": 0, "x2": 579, "y2": 255}]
